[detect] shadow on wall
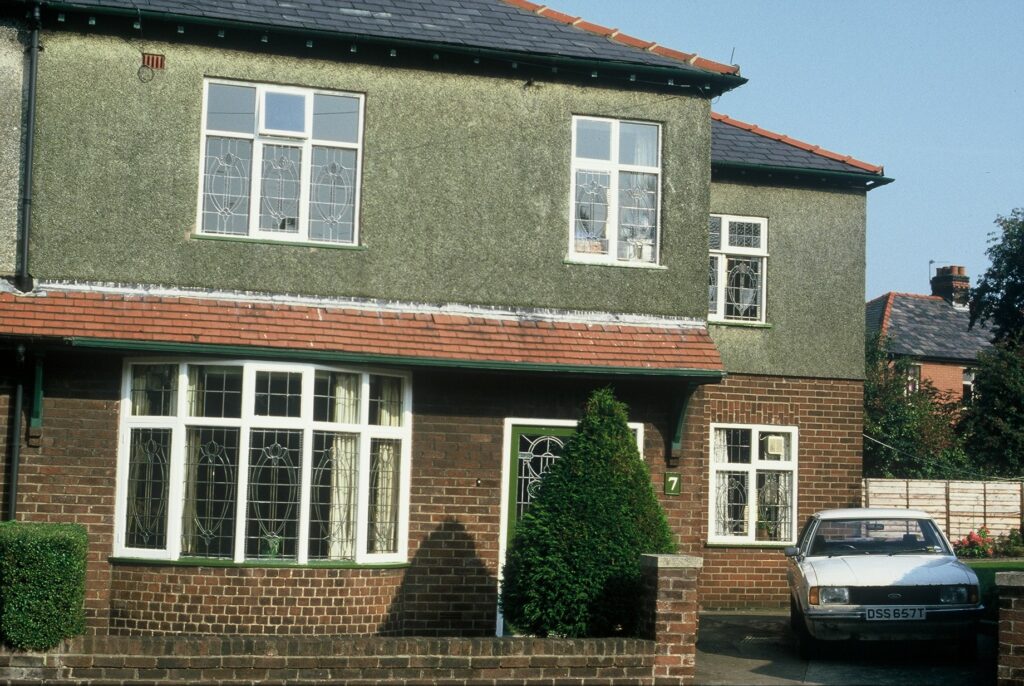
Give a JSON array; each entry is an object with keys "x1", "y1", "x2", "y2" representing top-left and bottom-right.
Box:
[{"x1": 383, "y1": 518, "x2": 497, "y2": 636}]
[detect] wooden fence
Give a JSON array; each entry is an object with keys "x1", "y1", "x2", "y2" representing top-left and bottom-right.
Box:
[{"x1": 862, "y1": 478, "x2": 1024, "y2": 540}]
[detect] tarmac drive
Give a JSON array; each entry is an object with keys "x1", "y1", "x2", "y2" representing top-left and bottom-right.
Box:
[{"x1": 695, "y1": 611, "x2": 996, "y2": 686}]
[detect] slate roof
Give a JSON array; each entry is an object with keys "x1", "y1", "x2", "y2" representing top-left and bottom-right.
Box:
[
  {"x1": 39, "y1": 0, "x2": 740, "y2": 78},
  {"x1": 711, "y1": 112, "x2": 886, "y2": 178},
  {"x1": 0, "y1": 287, "x2": 724, "y2": 376},
  {"x1": 865, "y1": 292, "x2": 992, "y2": 362}
]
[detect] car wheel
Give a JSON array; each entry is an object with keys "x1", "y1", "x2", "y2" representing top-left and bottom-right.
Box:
[{"x1": 790, "y1": 597, "x2": 817, "y2": 660}]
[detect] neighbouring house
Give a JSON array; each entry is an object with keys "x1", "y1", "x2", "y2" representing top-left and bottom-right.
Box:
[
  {"x1": 0, "y1": 0, "x2": 891, "y2": 640},
  {"x1": 866, "y1": 266, "x2": 992, "y2": 402}
]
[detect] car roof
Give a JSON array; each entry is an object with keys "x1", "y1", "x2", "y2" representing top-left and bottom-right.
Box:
[{"x1": 813, "y1": 508, "x2": 935, "y2": 520}]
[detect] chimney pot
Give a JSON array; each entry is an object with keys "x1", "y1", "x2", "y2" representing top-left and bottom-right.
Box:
[{"x1": 931, "y1": 265, "x2": 970, "y2": 305}]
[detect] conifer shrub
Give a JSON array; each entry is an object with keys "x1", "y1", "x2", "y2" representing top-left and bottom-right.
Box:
[
  {"x1": 499, "y1": 388, "x2": 675, "y2": 637},
  {"x1": 0, "y1": 522, "x2": 87, "y2": 650}
]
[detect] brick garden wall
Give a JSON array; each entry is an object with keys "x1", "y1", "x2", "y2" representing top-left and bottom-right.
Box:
[{"x1": 997, "y1": 572, "x2": 1024, "y2": 686}]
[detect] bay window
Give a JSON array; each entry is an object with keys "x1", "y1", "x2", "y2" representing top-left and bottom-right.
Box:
[
  {"x1": 116, "y1": 360, "x2": 410, "y2": 564},
  {"x1": 708, "y1": 423, "x2": 797, "y2": 545}
]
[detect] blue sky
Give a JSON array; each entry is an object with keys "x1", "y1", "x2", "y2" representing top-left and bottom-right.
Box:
[{"x1": 551, "y1": 0, "x2": 1024, "y2": 299}]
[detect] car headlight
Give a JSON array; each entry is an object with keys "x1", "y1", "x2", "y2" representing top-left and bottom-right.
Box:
[
  {"x1": 940, "y1": 586, "x2": 970, "y2": 604},
  {"x1": 809, "y1": 586, "x2": 850, "y2": 605}
]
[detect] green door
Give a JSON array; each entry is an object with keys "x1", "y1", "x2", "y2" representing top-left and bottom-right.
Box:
[{"x1": 505, "y1": 425, "x2": 577, "y2": 542}]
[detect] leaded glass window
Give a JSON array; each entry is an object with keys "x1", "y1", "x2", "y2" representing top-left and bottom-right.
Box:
[
  {"x1": 199, "y1": 80, "x2": 364, "y2": 245},
  {"x1": 570, "y1": 116, "x2": 661, "y2": 265},
  {"x1": 117, "y1": 361, "x2": 410, "y2": 564},
  {"x1": 709, "y1": 424, "x2": 797, "y2": 545},
  {"x1": 708, "y1": 214, "x2": 768, "y2": 323}
]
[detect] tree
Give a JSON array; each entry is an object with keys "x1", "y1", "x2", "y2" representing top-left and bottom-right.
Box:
[
  {"x1": 499, "y1": 388, "x2": 674, "y2": 638},
  {"x1": 970, "y1": 209, "x2": 1024, "y2": 344},
  {"x1": 958, "y1": 343, "x2": 1024, "y2": 476},
  {"x1": 863, "y1": 333, "x2": 969, "y2": 478},
  {"x1": 961, "y1": 211, "x2": 1024, "y2": 475}
]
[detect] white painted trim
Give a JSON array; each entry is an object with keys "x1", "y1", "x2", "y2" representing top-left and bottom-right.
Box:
[
  {"x1": 36, "y1": 280, "x2": 708, "y2": 331},
  {"x1": 495, "y1": 417, "x2": 645, "y2": 636},
  {"x1": 706, "y1": 422, "x2": 799, "y2": 546}
]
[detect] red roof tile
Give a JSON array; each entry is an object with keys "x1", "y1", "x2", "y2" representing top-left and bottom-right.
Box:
[
  {"x1": 515, "y1": 2, "x2": 741, "y2": 76},
  {"x1": 0, "y1": 290, "x2": 723, "y2": 375},
  {"x1": 711, "y1": 112, "x2": 885, "y2": 174}
]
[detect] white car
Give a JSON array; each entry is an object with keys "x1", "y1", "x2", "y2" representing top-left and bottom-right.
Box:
[{"x1": 785, "y1": 508, "x2": 982, "y2": 656}]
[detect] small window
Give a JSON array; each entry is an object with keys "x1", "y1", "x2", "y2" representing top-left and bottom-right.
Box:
[
  {"x1": 199, "y1": 80, "x2": 364, "y2": 245},
  {"x1": 569, "y1": 116, "x2": 661, "y2": 265},
  {"x1": 708, "y1": 214, "x2": 768, "y2": 323},
  {"x1": 962, "y1": 368, "x2": 975, "y2": 404},
  {"x1": 906, "y1": 364, "x2": 922, "y2": 395},
  {"x1": 709, "y1": 424, "x2": 797, "y2": 545}
]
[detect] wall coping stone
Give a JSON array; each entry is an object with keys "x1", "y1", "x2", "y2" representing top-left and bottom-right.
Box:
[
  {"x1": 996, "y1": 571, "x2": 1024, "y2": 588},
  {"x1": 641, "y1": 554, "x2": 703, "y2": 569}
]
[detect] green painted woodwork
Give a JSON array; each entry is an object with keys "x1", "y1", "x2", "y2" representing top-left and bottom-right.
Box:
[
  {"x1": 709, "y1": 181, "x2": 868, "y2": 380},
  {"x1": 29, "y1": 32, "x2": 711, "y2": 318}
]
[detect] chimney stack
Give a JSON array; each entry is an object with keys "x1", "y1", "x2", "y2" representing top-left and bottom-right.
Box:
[{"x1": 931, "y1": 265, "x2": 970, "y2": 306}]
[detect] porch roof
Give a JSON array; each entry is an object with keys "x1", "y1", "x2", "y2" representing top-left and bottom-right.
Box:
[{"x1": 0, "y1": 284, "x2": 724, "y2": 378}]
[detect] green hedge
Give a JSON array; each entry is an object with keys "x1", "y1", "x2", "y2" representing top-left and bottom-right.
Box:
[{"x1": 0, "y1": 522, "x2": 87, "y2": 650}]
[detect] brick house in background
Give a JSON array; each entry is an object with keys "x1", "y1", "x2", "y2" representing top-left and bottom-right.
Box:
[
  {"x1": 0, "y1": 0, "x2": 890, "y2": 638},
  {"x1": 866, "y1": 266, "x2": 992, "y2": 402}
]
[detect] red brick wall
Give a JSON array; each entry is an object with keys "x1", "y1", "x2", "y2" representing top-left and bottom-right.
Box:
[
  {"x1": 997, "y1": 572, "x2": 1024, "y2": 686},
  {"x1": 666, "y1": 374, "x2": 864, "y2": 609},
  {"x1": 0, "y1": 351, "x2": 862, "y2": 633},
  {"x1": 919, "y1": 360, "x2": 967, "y2": 401}
]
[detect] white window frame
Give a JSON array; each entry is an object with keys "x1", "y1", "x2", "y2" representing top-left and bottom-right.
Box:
[
  {"x1": 114, "y1": 359, "x2": 411, "y2": 565},
  {"x1": 708, "y1": 214, "x2": 768, "y2": 323},
  {"x1": 196, "y1": 79, "x2": 365, "y2": 245},
  {"x1": 707, "y1": 423, "x2": 798, "y2": 546},
  {"x1": 568, "y1": 116, "x2": 663, "y2": 267}
]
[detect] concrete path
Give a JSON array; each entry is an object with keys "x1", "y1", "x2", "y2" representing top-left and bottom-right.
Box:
[{"x1": 695, "y1": 611, "x2": 995, "y2": 686}]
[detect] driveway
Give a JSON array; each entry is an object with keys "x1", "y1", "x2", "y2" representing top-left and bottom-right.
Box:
[{"x1": 695, "y1": 611, "x2": 995, "y2": 686}]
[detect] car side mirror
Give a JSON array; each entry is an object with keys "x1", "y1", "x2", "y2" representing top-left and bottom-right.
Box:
[{"x1": 783, "y1": 546, "x2": 801, "y2": 558}]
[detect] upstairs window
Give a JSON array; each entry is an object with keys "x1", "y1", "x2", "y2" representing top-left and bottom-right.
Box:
[
  {"x1": 570, "y1": 116, "x2": 661, "y2": 265},
  {"x1": 198, "y1": 80, "x2": 364, "y2": 245},
  {"x1": 708, "y1": 214, "x2": 768, "y2": 323}
]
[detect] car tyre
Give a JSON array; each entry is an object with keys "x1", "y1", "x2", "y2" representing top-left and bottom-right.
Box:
[{"x1": 790, "y1": 597, "x2": 818, "y2": 660}]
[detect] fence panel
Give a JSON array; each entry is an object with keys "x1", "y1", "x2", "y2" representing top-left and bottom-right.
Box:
[{"x1": 862, "y1": 478, "x2": 1024, "y2": 540}]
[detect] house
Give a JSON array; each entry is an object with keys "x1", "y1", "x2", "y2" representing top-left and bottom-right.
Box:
[
  {"x1": 0, "y1": 0, "x2": 890, "y2": 639},
  {"x1": 866, "y1": 266, "x2": 991, "y2": 402}
]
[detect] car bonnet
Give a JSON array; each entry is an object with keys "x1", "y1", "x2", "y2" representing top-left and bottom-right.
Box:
[{"x1": 804, "y1": 554, "x2": 977, "y2": 588}]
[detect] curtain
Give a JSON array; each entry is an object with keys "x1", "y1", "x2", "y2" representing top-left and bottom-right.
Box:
[
  {"x1": 369, "y1": 439, "x2": 400, "y2": 553},
  {"x1": 328, "y1": 373, "x2": 359, "y2": 559}
]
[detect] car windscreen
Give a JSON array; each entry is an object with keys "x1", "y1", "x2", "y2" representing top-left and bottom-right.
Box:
[{"x1": 807, "y1": 518, "x2": 950, "y2": 556}]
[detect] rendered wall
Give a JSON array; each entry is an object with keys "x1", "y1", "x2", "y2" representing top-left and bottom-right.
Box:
[
  {"x1": 0, "y1": 19, "x2": 24, "y2": 277},
  {"x1": 709, "y1": 181, "x2": 868, "y2": 380},
  {"x1": 29, "y1": 31, "x2": 711, "y2": 318}
]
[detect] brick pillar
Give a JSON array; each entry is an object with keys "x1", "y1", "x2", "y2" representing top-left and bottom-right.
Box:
[
  {"x1": 641, "y1": 554, "x2": 702, "y2": 684},
  {"x1": 998, "y1": 572, "x2": 1024, "y2": 686}
]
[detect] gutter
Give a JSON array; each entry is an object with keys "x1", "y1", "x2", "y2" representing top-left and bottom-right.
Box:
[
  {"x1": 15, "y1": 1, "x2": 41, "y2": 292},
  {"x1": 712, "y1": 161, "x2": 894, "y2": 191},
  {"x1": 37, "y1": 2, "x2": 746, "y2": 96}
]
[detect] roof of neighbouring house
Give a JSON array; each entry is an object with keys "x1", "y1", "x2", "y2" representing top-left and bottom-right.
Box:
[
  {"x1": 865, "y1": 292, "x2": 992, "y2": 362},
  {"x1": 0, "y1": 284, "x2": 725, "y2": 378},
  {"x1": 30, "y1": 0, "x2": 743, "y2": 90},
  {"x1": 711, "y1": 112, "x2": 891, "y2": 190}
]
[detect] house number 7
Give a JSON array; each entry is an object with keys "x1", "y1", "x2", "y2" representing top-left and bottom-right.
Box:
[{"x1": 664, "y1": 472, "x2": 681, "y2": 496}]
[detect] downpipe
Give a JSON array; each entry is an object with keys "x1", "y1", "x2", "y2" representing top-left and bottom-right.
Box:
[
  {"x1": 7, "y1": 345, "x2": 26, "y2": 521},
  {"x1": 15, "y1": 1, "x2": 41, "y2": 293}
]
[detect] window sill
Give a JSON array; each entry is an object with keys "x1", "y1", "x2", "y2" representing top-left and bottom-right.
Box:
[
  {"x1": 563, "y1": 257, "x2": 667, "y2": 270},
  {"x1": 108, "y1": 556, "x2": 410, "y2": 570},
  {"x1": 708, "y1": 319, "x2": 772, "y2": 329},
  {"x1": 192, "y1": 233, "x2": 368, "y2": 251},
  {"x1": 704, "y1": 541, "x2": 794, "y2": 549}
]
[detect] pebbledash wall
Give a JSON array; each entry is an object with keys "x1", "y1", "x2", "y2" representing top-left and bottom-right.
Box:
[{"x1": 0, "y1": 350, "x2": 861, "y2": 636}]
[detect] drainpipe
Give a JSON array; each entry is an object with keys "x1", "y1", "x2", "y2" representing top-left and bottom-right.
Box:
[
  {"x1": 15, "y1": 1, "x2": 41, "y2": 293},
  {"x1": 7, "y1": 345, "x2": 26, "y2": 521}
]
